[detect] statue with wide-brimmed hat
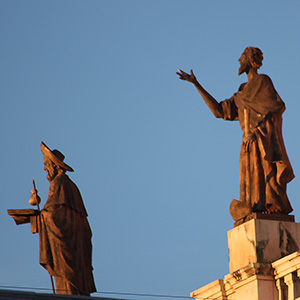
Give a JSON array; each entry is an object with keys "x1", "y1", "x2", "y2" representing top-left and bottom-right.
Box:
[
  {"x1": 9, "y1": 142, "x2": 96, "y2": 296},
  {"x1": 40, "y1": 142, "x2": 74, "y2": 172}
]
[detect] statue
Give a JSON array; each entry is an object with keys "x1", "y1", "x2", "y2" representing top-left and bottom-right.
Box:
[
  {"x1": 177, "y1": 47, "x2": 294, "y2": 222},
  {"x1": 8, "y1": 142, "x2": 96, "y2": 295}
]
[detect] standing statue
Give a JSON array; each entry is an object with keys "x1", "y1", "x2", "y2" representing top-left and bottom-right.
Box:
[
  {"x1": 177, "y1": 47, "x2": 294, "y2": 222},
  {"x1": 28, "y1": 142, "x2": 96, "y2": 295}
]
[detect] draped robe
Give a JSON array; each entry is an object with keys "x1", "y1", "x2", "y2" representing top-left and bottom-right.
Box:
[
  {"x1": 39, "y1": 173, "x2": 96, "y2": 295},
  {"x1": 220, "y1": 74, "x2": 294, "y2": 213}
]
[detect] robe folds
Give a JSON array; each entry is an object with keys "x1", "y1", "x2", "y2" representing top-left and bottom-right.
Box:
[
  {"x1": 220, "y1": 74, "x2": 294, "y2": 213},
  {"x1": 39, "y1": 173, "x2": 96, "y2": 295}
]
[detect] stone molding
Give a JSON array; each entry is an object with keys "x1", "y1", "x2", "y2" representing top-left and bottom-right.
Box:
[
  {"x1": 272, "y1": 250, "x2": 300, "y2": 279},
  {"x1": 191, "y1": 263, "x2": 276, "y2": 300},
  {"x1": 191, "y1": 219, "x2": 300, "y2": 300}
]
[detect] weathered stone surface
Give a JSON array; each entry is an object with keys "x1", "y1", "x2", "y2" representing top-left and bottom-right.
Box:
[
  {"x1": 272, "y1": 252, "x2": 300, "y2": 300},
  {"x1": 228, "y1": 219, "x2": 300, "y2": 273},
  {"x1": 225, "y1": 264, "x2": 278, "y2": 300},
  {"x1": 191, "y1": 263, "x2": 278, "y2": 300},
  {"x1": 191, "y1": 220, "x2": 300, "y2": 300},
  {"x1": 272, "y1": 251, "x2": 300, "y2": 279},
  {"x1": 191, "y1": 280, "x2": 226, "y2": 299}
]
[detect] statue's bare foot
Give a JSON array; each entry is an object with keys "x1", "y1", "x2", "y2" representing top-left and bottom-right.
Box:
[{"x1": 266, "y1": 204, "x2": 282, "y2": 213}]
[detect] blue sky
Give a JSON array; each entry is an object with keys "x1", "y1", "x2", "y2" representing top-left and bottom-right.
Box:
[{"x1": 1, "y1": 1, "x2": 300, "y2": 299}]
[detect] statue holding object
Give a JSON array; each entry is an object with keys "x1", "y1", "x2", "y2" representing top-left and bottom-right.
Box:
[
  {"x1": 177, "y1": 47, "x2": 294, "y2": 223},
  {"x1": 8, "y1": 142, "x2": 96, "y2": 296}
]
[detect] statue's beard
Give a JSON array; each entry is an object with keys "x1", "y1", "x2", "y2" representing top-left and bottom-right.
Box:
[
  {"x1": 238, "y1": 63, "x2": 250, "y2": 76},
  {"x1": 46, "y1": 167, "x2": 58, "y2": 181}
]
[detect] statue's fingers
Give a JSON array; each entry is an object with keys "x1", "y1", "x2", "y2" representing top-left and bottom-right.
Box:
[{"x1": 178, "y1": 69, "x2": 188, "y2": 75}]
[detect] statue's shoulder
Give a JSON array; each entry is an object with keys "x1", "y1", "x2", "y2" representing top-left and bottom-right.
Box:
[
  {"x1": 257, "y1": 74, "x2": 277, "y2": 90},
  {"x1": 258, "y1": 73, "x2": 273, "y2": 83},
  {"x1": 54, "y1": 173, "x2": 67, "y2": 182},
  {"x1": 50, "y1": 173, "x2": 70, "y2": 188}
]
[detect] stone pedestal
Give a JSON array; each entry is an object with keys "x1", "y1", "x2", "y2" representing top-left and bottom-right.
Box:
[
  {"x1": 228, "y1": 219, "x2": 300, "y2": 273},
  {"x1": 191, "y1": 218, "x2": 300, "y2": 300}
]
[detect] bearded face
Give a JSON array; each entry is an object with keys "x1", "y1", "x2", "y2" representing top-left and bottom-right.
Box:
[
  {"x1": 44, "y1": 157, "x2": 58, "y2": 181},
  {"x1": 238, "y1": 47, "x2": 263, "y2": 76},
  {"x1": 238, "y1": 55, "x2": 250, "y2": 76}
]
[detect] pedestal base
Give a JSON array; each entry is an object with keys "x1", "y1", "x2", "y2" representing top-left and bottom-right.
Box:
[
  {"x1": 228, "y1": 218, "x2": 300, "y2": 273},
  {"x1": 191, "y1": 218, "x2": 300, "y2": 300}
]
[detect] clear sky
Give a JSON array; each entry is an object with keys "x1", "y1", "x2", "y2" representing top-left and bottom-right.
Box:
[{"x1": 1, "y1": 1, "x2": 300, "y2": 299}]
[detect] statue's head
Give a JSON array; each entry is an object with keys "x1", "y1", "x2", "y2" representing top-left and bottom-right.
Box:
[
  {"x1": 43, "y1": 156, "x2": 60, "y2": 181},
  {"x1": 238, "y1": 47, "x2": 263, "y2": 75},
  {"x1": 40, "y1": 142, "x2": 73, "y2": 181}
]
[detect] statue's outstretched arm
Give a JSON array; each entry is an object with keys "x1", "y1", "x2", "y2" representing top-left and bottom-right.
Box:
[{"x1": 177, "y1": 69, "x2": 223, "y2": 119}]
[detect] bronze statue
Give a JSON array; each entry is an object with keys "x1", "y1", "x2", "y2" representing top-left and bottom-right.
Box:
[
  {"x1": 9, "y1": 142, "x2": 96, "y2": 295},
  {"x1": 177, "y1": 47, "x2": 294, "y2": 222}
]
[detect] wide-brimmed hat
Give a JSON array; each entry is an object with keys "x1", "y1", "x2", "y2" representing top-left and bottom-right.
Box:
[{"x1": 40, "y1": 142, "x2": 74, "y2": 172}]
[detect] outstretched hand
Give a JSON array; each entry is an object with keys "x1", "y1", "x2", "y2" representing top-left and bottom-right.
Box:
[{"x1": 176, "y1": 69, "x2": 198, "y2": 84}]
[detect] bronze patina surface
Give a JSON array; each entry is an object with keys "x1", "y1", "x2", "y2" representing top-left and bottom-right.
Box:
[
  {"x1": 8, "y1": 209, "x2": 39, "y2": 225},
  {"x1": 8, "y1": 142, "x2": 96, "y2": 296},
  {"x1": 177, "y1": 47, "x2": 294, "y2": 223}
]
